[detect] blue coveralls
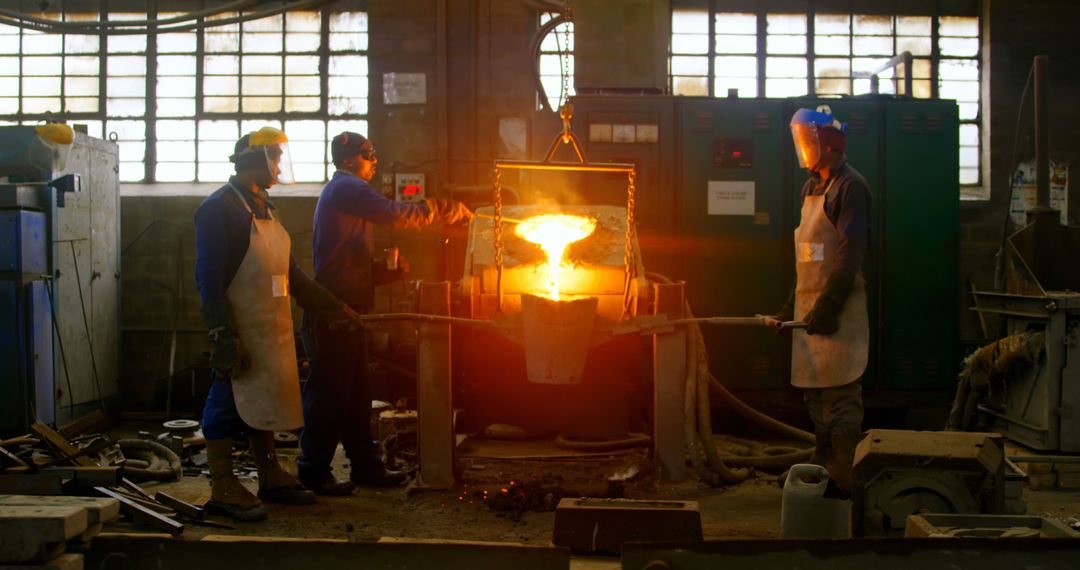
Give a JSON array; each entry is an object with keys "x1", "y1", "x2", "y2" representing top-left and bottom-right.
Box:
[
  {"x1": 297, "y1": 170, "x2": 432, "y2": 480},
  {"x1": 194, "y1": 178, "x2": 312, "y2": 440}
]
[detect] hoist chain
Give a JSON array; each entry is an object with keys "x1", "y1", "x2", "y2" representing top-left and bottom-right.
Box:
[
  {"x1": 622, "y1": 170, "x2": 637, "y2": 319},
  {"x1": 493, "y1": 165, "x2": 504, "y2": 312}
]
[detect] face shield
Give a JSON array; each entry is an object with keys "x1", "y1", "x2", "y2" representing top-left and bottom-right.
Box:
[
  {"x1": 247, "y1": 127, "x2": 295, "y2": 185},
  {"x1": 790, "y1": 123, "x2": 821, "y2": 170}
]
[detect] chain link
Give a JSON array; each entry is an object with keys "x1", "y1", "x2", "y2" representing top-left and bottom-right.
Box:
[
  {"x1": 493, "y1": 165, "x2": 504, "y2": 311},
  {"x1": 622, "y1": 170, "x2": 637, "y2": 318},
  {"x1": 558, "y1": 0, "x2": 572, "y2": 109}
]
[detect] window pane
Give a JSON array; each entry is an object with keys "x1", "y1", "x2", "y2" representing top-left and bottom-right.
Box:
[
  {"x1": 766, "y1": 78, "x2": 807, "y2": 97},
  {"x1": 671, "y1": 55, "x2": 707, "y2": 76},
  {"x1": 157, "y1": 55, "x2": 196, "y2": 76},
  {"x1": 244, "y1": 13, "x2": 283, "y2": 33},
  {"x1": 716, "y1": 12, "x2": 756, "y2": 33},
  {"x1": 286, "y1": 33, "x2": 321, "y2": 52},
  {"x1": 24, "y1": 98, "x2": 61, "y2": 114},
  {"x1": 815, "y1": 77, "x2": 851, "y2": 96},
  {"x1": 65, "y1": 34, "x2": 99, "y2": 54},
  {"x1": 204, "y1": 97, "x2": 238, "y2": 113},
  {"x1": 767, "y1": 14, "x2": 806, "y2": 34},
  {"x1": 283, "y1": 120, "x2": 324, "y2": 140},
  {"x1": 22, "y1": 57, "x2": 62, "y2": 76},
  {"x1": 242, "y1": 96, "x2": 282, "y2": 113},
  {"x1": 940, "y1": 59, "x2": 979, "y2": 81},
  {"x1": 285, "y1": 96, "x2": 320, "y2": 112},
  {"x1": 205, "y1": 30, "x2": 239, "y2": 53},
  {"x1": 107, "y1": 98, "x2": 145, "y2": 116},
  {"x1": 766, "y1": 57, "x2": 806, "y2": 78},
  {"x1": 205, "y1": 55, "x2": 240, "y2": 75},
  {"x1": 285, "y1": 75, "x2": 320, "y2": 96},
  {"x1": 158, "y1": 33, "x2": 197, "y2": 53},
  {"x1": 199, "y1": 120, "x2": 240, "y2": 141},
  {"x1": 939, "y1": 80, "x2": 979, "y2": 102},
  {"x1": 960, "y1": 124, "x2": 979, "y2": 146},
  {"x1": 242, "y1": 32, "x2": 283, "y2": 53},
  {"x1": 204, "y1": 76, "x2": 239, "y2": 96},
  {"x1": 243, "y1": 55, "x2": 283, "y2": 75},
  {"x1": 960, "y1": 168, "x2": 978, "y2": 185},
  {"x1": 959, "y1": 146, "x2": 978, "y2": 168},
  {"x1": 330, "y1": 12, "x2": 368, "y2": 32},
  {"x1": 157, "y1": 98, "x2": 195, "y2": 117},
  {"x1": 897, "y1": 36, "x2": 932, "y2": 56},
  {"x1": 940, "y1": 16, "x2": 978, "y2": 37},
  {"x1": 286, "y1": 11, "x2": 321, "y2": 32},
  {"x1": 912, "y1": 79, "x2": 932, "y2": 98},
  {"x1": 959, "y1": 102, "x2": 978, "y2": 120},
  {"x1": 65, "y1": 77, "x2": 99, "y2": 96},
  {"x1": 673, "y1": 8, "x2": 708, "y2": 34},
  {"x1": 157, "y1": 141, "x2": 196, "y2": 162},
  {"x1": 329, "y1": 76, "x2": 368, "y2": 97},
  {"x1": 156, "y1": 162, "x2": 195, "y2": 182},
  {"x1": 939, "y1": 37, "x2": 978, "y2": 57},
  {"x1": 329, "y1": 32, "x2": 368, "y2": 52},
  {"x1": 815, "y1": 35, "x2": 850, "y2": 56},
  {"x1": 108, "y1": 77, "x2": 145, "y2": 97},
  {"x1": 672, "y1": 33, "x2": 708, "y2": 54},
  {"x1": 715, "y1": 77, "x2": 757, "y2": 98},
  {"x1": 199, "y1": 162, "x2": 235, "y2": 182},
  {"x1": 158, "y1": 120, "x2": 196, "y2": 139},
  {"x1": 768, "y1": 35, "x2": 806, "y2": 55},
  {"x1": 853, "y1": 36, "x2": 893, "y2": 56},
  {"x1": 673, "y1": 76, "x2": 708, "y2": 96},
  {"x1": 65, "y1": 56, "x2": 99, "y2": 76},
  {"x1": 714, "y1": 56, "x2": 756, "y2": 78},
  {"x1": 815, "y1": 14, "x2": 849, "y2": 35},
  {"x1": 328, "y1": 96, "x2": 366, "y2": 115},
  {"x1": 108, "y1": 34, "x2": 146, "y2": 54},
  {"x1": 285, "y1": 55, "x2": 320, "y2": 75},
  {"x1": 108, "y1": 56, "x2": 147, "y2": 76},
  {"x1": 854, "y1": 15, "x2": 893, "y2": 35},
  {"x1": 242, "y1": 76, "x2": 282, "y2": 96},
  {"x1": 715, "y1": 35, "x2": 756, "y2": 54},
  {"x1": 22, "y1": 32, "x2": 62, "y2": 54},
  {"x1": 330, "y1": 55, "x2": 367, "y2": 76},
  {"x1": 815, "y1": 58, "x2": 850, "y2": 78},
  {"x1": 158, "y1": 77, "x2": 196, "y2": 97},
  {"x1": 23, "y1": 77, "x2": 61, "y2": 96}
]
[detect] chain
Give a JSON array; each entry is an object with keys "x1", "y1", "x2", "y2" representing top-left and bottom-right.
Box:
[
  {"x1": 493, "y1": 165, "x2": 504, "y2": 312},
  {"x1": 558, "y1": 0, "x2": 572, "y2": 109},
  {"x1": 622, "y1": 170, "x2": 637, "y2": 318}
]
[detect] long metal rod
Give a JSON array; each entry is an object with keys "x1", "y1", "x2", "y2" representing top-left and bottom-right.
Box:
[
  {"x1": 1034, "y1": 55, "x2": 1049, "y2": 209},
  {"x1": 493, "y1": 161, "x2": 636, "y2": 173}
]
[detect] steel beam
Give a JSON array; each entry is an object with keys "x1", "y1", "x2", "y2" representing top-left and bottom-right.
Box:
[
  {"x1": 652, "y1": 282, "x2": 686, "y2": 482},
  {"x1": 417, "y1": 281, "x2": 454, "y2": 489}
]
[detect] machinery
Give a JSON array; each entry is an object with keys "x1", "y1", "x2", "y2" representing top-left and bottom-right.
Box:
[{"x1": 0, "y1": 126, "x2": 120, "y2": 436}]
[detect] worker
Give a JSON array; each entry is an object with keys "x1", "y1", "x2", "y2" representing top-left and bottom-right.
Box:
[
  {"x1": 770, "y1": 106, "x2": 871, "y2": 494},
  {"x1": 297, "y1": 131, "x2": 472, "y2": 495},
  {"x1": 194, "y1": 127, "x2": 363, "y2": 521}
]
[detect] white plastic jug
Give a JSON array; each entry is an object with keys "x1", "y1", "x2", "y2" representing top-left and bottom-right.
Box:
[{"x1": 780, "y1": 463, "x2": 851, "y2": 539}]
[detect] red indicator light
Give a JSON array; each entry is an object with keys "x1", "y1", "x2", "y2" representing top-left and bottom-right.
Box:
[
  {"x1": 732, "y1": 151, "x2": 742, "y2": 157},
  {"x1": 402, "y1": 185, "x2": 422, "y2": 195}
]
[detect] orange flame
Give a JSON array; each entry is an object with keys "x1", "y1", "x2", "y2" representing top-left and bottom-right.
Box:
[{"x1": 515, "y1": 213, "x2": 597, "y2": 300}]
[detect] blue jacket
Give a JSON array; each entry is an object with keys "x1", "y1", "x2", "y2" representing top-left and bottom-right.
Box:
[
  {"x1": 311, "y1": 171, "x2": 432, "y2": 308},
  {"x1": 194, "y1": 178, "x2": 308, "y2": 306}
]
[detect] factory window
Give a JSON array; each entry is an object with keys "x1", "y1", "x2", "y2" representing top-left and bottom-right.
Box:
[
  {"x1": 670, "y1": 6, "x2": 983, "y2": 188},
  {"x1": 538, "y1": 12, "x2": 574, "y2": 112},
  {"x1": 0, "y1": 7, "x2": 368, "y2": 185}
]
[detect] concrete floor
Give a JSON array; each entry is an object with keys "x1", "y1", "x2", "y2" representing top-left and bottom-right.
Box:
[{"x1": 104, "y1": 441, "x2": 1080, "y2": 569}]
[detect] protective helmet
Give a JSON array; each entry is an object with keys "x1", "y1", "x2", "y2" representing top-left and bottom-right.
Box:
[
  {"x1": 230, "y1": 126, "x2": 295, "y2": 184},
  {"x1": 789, "y1": 105, "x2": 847, "y2": 170}
]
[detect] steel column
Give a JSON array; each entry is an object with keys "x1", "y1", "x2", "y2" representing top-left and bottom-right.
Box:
[
  {"x1": 652, "y1": 281, "x2": 686, "y2": 482},
  {"x1": 417, "y1": 281, "x2": 454, "y2": 489}
]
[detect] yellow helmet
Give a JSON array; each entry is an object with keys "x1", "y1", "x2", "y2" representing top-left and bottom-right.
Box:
[{"x1": 231, "y1": 126, "x2": 295, "y2": 184}]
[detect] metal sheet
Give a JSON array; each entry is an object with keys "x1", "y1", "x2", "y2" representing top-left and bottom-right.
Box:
[{"x1": 89, "y1": 139, "x2": 120, "y2": 402}]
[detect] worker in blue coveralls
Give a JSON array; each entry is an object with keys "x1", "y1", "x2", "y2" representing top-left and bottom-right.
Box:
[
  {"x1": 297, "y1": 131, "x2": 472, "y2": 495},
  {"x1": 194, "y1": 127, "x2": 364, "y2": 521},
  {"x1": 767, "y1": 106, "x2": 871, "y2": 495}
]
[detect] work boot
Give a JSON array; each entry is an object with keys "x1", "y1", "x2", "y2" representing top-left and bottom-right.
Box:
[
  {"x1": 205, "y1": 438, "x2": 267, "y2": 522},
  {"x1": 825, "y1": 431, "x2": 863, "y2": 493},
  {"x1": 249, "y1": 430, "x2": 317, "y2": 505},
  {"x1": 351, "y1": 463, "x2": 408, "y2": 487},
  {"x1": 300, "y1": 471, "x2": 356, "y2": 496}
]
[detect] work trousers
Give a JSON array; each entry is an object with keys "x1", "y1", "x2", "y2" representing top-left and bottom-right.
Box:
[
  {"x1": 202, "y1": 372, "x2": 253, "y2": 440},
  {"x1": 297, "y1": 312, "x2": 380, "y2": 480},
  {"x1": 801, "y1": 379, "x2": 864, "y2": 490}
]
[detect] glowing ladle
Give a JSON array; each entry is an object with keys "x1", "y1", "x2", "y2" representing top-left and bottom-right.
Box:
[{"x1": 514, "y1": 214, "x2": 597, "y2": 301}]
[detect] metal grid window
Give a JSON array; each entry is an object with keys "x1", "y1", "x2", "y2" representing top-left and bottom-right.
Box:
[
  {"x1": 671, "y1": 5, "x2": 982, "y2": 188},
  {"x1": 0, "y1": 7, "x2": 368, "y2": 185}
]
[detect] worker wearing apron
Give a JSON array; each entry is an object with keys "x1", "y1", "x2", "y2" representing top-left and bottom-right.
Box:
[
  {"x1": 194, "y1": 127, "x2": 361, "y2": 521},
  {"x1": 774, "y1": 107, "x2": 872, "y2": 493},
  {"x1": 297, "y1": 132, "x2": 472, "y2": 495}
]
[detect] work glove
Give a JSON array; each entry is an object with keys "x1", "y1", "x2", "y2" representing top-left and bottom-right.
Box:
[
  {"x1": 804, "y1": 274, "x2": 854, "y2": 336},
  {"x1": 200, "y1": 299, "x2": 240, "y2": 376},
  {"x1": 292, "y1": 272, "x2": 366, "y2": 329},
  {"x1": 426, "y1": 198, "x2": 473, "y2": 225}
]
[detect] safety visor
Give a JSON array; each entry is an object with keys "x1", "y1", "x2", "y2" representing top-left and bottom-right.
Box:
[
  {"x1": 790, "y1": 123, "x2": 820, "y2": 170},
  {"x1": 264, "y1": 142, "x2": 295, "y2": 185}
]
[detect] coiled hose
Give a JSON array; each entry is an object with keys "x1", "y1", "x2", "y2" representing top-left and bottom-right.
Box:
[{"x1": 646, "y1": 272, "x2": 814, "y2": 484}]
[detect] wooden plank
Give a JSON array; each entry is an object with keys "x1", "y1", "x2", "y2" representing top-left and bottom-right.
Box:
[
  {"x1": 0, "y1": 495, "x2": 120, "y2": 525},
  {"x1": 29, "y1": 424, "x2": 95, "y2": 468},
  {"x1": 93, "y1": 488, "x2": 182, "y2": 536},
  {"x1": 153, "y1": 492, "x2": 203, "y2": 519},
  {"x1": 1, "y1": 468, "x2": 119, "y2": 488},
  {"x1": 0, "y1": 552, "x2": 84, "y2": 570},
  {"x1": 0, "y1": 475, "x2": 67, "y2": 496},
  {"x1": 57, "y1": 410, "x2": 109, "y2": 440},
  {"x1": 0, "y1": 447, "x2": 28, "y2": 468},
  {"x1": 0, "y1": 505, "x2": 88, "y2": 563}
]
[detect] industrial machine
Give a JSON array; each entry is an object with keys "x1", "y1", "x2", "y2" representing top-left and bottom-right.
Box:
[
  {"x1": 561, "y1": 94, "x2": 961, "y2": 397},
  {"x1": 0, "y1": 126, "x2": 120, "y2": 436}
]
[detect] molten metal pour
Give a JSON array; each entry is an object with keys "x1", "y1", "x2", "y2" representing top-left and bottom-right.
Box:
[{"x1": 514, "y1": 214, "x2": 597, "y2": 301}]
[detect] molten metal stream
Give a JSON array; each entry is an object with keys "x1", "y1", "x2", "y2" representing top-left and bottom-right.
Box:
[{"x1": 515, "y1": 214, "x2": 597, "y2": 300}]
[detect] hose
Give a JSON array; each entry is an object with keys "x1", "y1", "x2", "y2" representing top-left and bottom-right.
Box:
[
  {"x1": 116, "y1": 439, "x2": 182, "y2": 483},
  {"x1": 554, "y1": 433, "x2": 652, "y2": 452},
  {"x1": 646, "y1": 272, "x2": 815, "y2": 482}
]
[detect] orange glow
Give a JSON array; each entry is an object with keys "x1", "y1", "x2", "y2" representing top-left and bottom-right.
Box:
[{"x1": 515, "y1": 213, "x2": 597, "y2": 300}]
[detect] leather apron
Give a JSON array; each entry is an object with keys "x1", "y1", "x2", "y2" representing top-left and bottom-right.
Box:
[
  {"x1": 791, "y1": 178, "x2": 869, "y2": 388},
  {"x1": 224, "y1": 184, "x2": 304, "y2": 431}
]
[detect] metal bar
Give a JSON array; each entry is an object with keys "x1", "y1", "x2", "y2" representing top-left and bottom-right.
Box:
[
  {"x1": 1034, "y1": 55, "x2": 1049, "y2": 209},
  {"x1": 492, "y1": 162, "x2": 635, "y2": 173},
  {"x1": 416, "y1": 282, "x2": 454, "y2": 490},
  {"x1": 652, "y1": 282, "x2": 687, "y2": 483},
  {"x1": 1011, "y1": 455, "x2": 1080, "y2": 464}
]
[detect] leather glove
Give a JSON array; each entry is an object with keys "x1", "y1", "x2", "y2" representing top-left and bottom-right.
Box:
[
  {"x1": 805, "y1": 274, "x2": 853, "y2": 336},
  {"x1": 776, "y1": 288, "x2": 796, "y2": 322},
  {"x1": 426, "y1": 198, "x2": 474, "y2": 225},
  {"x1": 200, "y1": 299, "x2": 240, "y2": 376}
]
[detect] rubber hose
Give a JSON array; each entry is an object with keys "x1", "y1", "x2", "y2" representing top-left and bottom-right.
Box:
[
  {"x1": 117, "y1": 439, "x2": 182, "y2": 482},
  {"x1": 692, "y1": 323, "x2": 750, "y2": 483},
  {"x1": 554, "y1": 433, "x2": 652, "y2": 452},
  {"x1": 683, "y1": 313, "x2": 719, "y2": 485}
]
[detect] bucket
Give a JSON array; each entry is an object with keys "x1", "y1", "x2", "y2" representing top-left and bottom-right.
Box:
[{"x1": 780, "y1": 463, "x2": 851, "y2": 539}]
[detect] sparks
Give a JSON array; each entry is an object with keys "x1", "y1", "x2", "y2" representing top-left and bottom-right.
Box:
[{"x1": 515, "y1": 214, "x2": 597, "y2": 300}]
